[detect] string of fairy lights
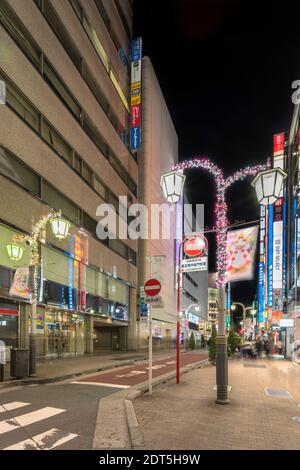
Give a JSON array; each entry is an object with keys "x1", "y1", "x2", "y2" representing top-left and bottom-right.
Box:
[
  {"x1": 13, "y1": 210, "x2": 62, "y2": 302},
  {"x1": 173, "y1": 157, "x2": 270, "y2": 285}
]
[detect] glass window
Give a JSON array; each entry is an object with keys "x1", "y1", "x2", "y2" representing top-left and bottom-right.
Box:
[
  {"x1": 74, "y1": 152, "x2": 82, "y2": 174},
  {"x1": 109, "y1": 238, "x2": 128, "y2": 259},
  {"x1": 109, "y1": 152, "x2": 128, "y2": 184},
  {"x1": 43, "y1": 0, "x2": 82, "y2": 71},
  {"x1": 82, "y1": 161, "x2": 93, "y2": 186},
  {"x1": 108, "y1": 191, "x2": 119, "y2": 211},
  {"x1": 0, "y1": 1, "x2": 41, "y2": 69},
  {"x1": 43, "y1": 59, "x2": 81, "y2": 119},
  {"x1": 128, "y1": 248, "x2": 137, "y2": 266},
  {"x1": 2, "y1": 76, "x2": 40, "y2": 132},
  {"x1": 82, "y1": 211, "x2": 97, "y2": 236},
  {"x1": 43, "y1": 181, "x2": 80, "y2": 224},
  {"x1": 83, "y1": 65, "x2": 109, "y2": 115},
  {"x1": 86, "y1": 266, "x2": 98, "y2": 296},
  {"x1": 82, "y1": 13, "x2": 109, "y2": 72},
  {"x1": 94, "y1": 175, "x2": 106, "y2": 200},
  {"x1": 0, "y1": 146, "x2": 40, "y2": 196},
  {"x1": 108, "y1": 278, "x2": 128, "y2": 304},
  {"x1": 42, "y1": 119, "x2": 73, "y2": 165},
  {"x1": 83, "y1": 115, "x2": 109, "y2": 158}
]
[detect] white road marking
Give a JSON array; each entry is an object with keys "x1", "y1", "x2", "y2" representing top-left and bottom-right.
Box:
[
  {"x1": 165, "y1": 361, "x2": 176, "y2": 364},
  {"x1": 3, "y1": 428, "x2": 78, "y2": 450},
  {"x1": 116, "y1": 370, "x2": 146, "y2": 378},
  {"x1": 0, "y1": 402, "x2": 30, "y2": 413},
  {"x1": 70, "y1": 381, "x2": 129, "y2": 389},
  {"x1": 0, "y1": 407, "x2": 65, "y2": 435}
]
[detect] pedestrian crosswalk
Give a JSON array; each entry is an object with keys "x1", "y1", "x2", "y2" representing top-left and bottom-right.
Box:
[{"x1": 0, "y1": 402, "x2": 78, "y2": 450}]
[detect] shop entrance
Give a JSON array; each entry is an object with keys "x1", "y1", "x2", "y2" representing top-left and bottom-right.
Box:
[{"x1": 93, "y1": 325, "x2": 120, "y2": 351}]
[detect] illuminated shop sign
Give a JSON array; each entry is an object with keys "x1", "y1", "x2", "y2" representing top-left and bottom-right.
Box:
[{"x1": 130, "y1": 37, "x2": 142, "y2": 150}]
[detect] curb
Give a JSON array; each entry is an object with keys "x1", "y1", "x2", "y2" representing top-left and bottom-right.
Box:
[
  {"x1": 123, "y1": 358, "x2": 210, "y2": 449},
  {"x1": 0, "y1": 358, "x2": 146, "y2": 389}
]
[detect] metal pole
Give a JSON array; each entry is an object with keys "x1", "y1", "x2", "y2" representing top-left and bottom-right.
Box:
[
  {"x1": 29, "y1": 298, "x2": 37, "y2": 376},
  {"x1": 176, "y1": 241, "x2": 184, "y2": 384},
  {"x1": 216, "y1": 282, "x2": 229, "y2": 404},
  {"x1": 243, "y1": 305, "x2": 246, "y2": 341},
  {"x1": 148, "y1": 257, "x2": 153, "y2": 395}
]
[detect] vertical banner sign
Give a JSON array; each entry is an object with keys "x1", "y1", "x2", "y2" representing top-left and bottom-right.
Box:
[
  {"x1": 226, "y1": 282, "x2": 231, "y2": 329},
  {"x1": 267, "y1": 204, "x2": 273, "y2": 313},
  {"x1": 130, "y1": 37, "x2": 142, "y2": 150},
  {"x1": 272, "y1": 198, "x2": 284, "y2": 320},
  {"x1": 258, "y1": 206, "x2": 266, "y2": 324}
]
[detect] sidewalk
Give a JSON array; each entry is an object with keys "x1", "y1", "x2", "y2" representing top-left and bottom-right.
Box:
[
  {"x1": 133, "y1": 358, "x2": 300, "y2": 450},
  {"x1": 0, "y1": 349, "x2": 178, "y2": 387}
]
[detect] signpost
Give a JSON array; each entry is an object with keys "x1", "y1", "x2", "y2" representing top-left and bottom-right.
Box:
[
  {"x1": 183, "y1": 236, "x2": 207, "y2": 258},
  {"x1": 144, "y1": 277, "x2": 161, "y2": 395}
]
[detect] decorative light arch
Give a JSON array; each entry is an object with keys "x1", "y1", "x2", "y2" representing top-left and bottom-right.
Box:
[{"x1": 172, "y1": 158, "x2": 270, "y2": 285}]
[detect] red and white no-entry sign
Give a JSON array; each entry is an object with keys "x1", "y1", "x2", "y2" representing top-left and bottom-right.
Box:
[{"x1": 144, "y1": 278, "x2": 161, "y2": 297}]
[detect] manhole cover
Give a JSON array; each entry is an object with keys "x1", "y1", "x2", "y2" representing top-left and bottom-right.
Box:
[
  {"x1": 244, "y1": 364, "x2": 266, "y2": 368},
  {"x1": 265, "y1": 388, "x2": 292, "y2": 398},
  {"x1": 292, "y1": 416, "x2": 300, "y2": 423}
]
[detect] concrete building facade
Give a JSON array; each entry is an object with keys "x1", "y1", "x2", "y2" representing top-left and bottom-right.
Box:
[
  {"x1": 137, "y1": 56, "x2": 178, "y2": 350},
  {"x1": 0, "y1": 0, "x2": 138, "y2": 358}
]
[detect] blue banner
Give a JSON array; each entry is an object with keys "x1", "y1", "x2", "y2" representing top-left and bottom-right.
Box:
[
  {"x1": 130, "y1": 126, "x2": 141, "y2": 150},
  {"x1": 131, "y1": 38, "x2": 142, "y2": 62}
]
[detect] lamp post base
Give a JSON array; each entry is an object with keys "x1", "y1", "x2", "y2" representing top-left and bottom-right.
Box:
[{"x1": 215, "y1": 335, "x2": 229, "y2": 405}]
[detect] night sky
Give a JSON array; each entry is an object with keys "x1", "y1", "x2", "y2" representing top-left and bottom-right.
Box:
[{"x1": 133, "y1": 0, "x2": 300, "y2": 304}]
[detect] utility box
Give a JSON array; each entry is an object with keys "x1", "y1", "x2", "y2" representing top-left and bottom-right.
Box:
[{"x1": 10, "y1": 349, "x2": 29, "y2": 379}]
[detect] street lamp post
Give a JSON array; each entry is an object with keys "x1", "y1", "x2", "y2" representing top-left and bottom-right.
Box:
[
  {"x1": 12, "y1": 210, "x2": 70, "y2": 375},
  {"x1": 231, "y1": 302, "x2": 258, "y2": 340},
  {"x1": 161, "y1": 157, "x2": 269, "y2": 404}
]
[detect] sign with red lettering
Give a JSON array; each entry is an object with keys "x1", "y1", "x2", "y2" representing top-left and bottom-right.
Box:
[{"x1": 184, "y1": 236, "x2": 207, "y2": 258}]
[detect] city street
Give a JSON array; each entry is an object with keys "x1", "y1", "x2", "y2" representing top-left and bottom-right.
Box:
[{"x1": 0, "y1": 351, "x2": 207, "y2": 450}]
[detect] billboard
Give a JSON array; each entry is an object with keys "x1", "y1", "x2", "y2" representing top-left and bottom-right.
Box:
[
  {"x1": 226, "y1": 226, "x2": 258, "y2": 282},
  {"x1": 130, "y1": 38, "x2": 142, "y2": 150},
  {"x1": 258, "y1": 206, "x2": 266, "y2": 323}
]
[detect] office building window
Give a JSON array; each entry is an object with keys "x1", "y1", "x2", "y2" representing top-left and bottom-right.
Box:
[
  {"x1": 82, "y1": 211, "x2": 97, "y2": 237},
  {"x1": 82, "y1": 114, "x2": 109, "y2": 158},
  {"x1": 82, "y1": 65, "x2": 110, "y2": 115},
  {"x1": 43, "y1": 0, "x2": 82, "y2": 71},
  {"x1": 42, "y1": 119, "x2": 73, "y2": 166},
  {"x1": 2, "y1": 74, "x2": 40, "y2": 132},
  {"x1": 0, "y1": 146, "x2": 40, "y2": 196},
  {"x1": 94, "y1": 175, "x2": 106, "y2": 200},
  {"x1": 74, "y1": 152, "x2": 82, "y2": 174},
  {"x1": 43, "y1": 59, "x2": 81, "y2": 120},
  {"x1": 43, "y1": 181, "x2": 80, "y2": 225},
  {"x1": 109, "y1": 238, "x2": 128, "y2": 259},
  {"x1": 82, "y1": 161, "x2": 93, "y2": 186},
  {"x1": 0, "y1": 1, "x2": 41, "y2": 69}
]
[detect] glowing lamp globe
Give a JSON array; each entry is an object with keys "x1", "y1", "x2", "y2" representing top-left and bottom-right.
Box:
[
  {"x1": 6, "y1": 243, "x2": 24, "y2": 261},
  {"x1": 251, "y1": 168, "x2": 287, "y2": 206},
  {"x1": 160, "y1": 170, "x2": 186, "y2": 204},
  {"x1": 50, "y1": 217, "x2": 70, "y2": 240}
]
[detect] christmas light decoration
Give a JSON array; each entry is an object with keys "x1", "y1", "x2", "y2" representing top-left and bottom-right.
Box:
[
  {"x1": 172, "y1": 157, "x2": 270, "y2": 285},
  {"x1": 13, "y1": 210, "x2": 69, "y2": 301}
]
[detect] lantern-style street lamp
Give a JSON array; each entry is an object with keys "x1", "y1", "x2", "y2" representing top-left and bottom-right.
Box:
[
  {"x1": 251, "y1": 168, "x2": 287, "y2": 206},
  {"x1": 50, "y1": 217, "x2": 70, "y2": 240},
  {"x1": 6, "y1": 243, "x2": 24, "y2": 262},
  {"x1": 160, "y1": 170, "x2": 186, "y2": 203}
]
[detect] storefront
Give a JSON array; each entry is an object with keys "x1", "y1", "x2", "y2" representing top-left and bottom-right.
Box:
[{"x1": 0, "y1": 221, "x2": 132, "y2": 358}]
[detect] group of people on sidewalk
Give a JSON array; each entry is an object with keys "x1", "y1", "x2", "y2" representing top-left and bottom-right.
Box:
[{"x1": 239, "y1": 334, "x2": 283, "y2": 359}]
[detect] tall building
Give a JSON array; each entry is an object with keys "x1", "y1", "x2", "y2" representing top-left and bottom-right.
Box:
[
  {"x1": 0, "y1": 0, "x2": 138, "y2": 358},
  {"x1": 137, "y1": 56, "x2": 178, "y2": 350}
]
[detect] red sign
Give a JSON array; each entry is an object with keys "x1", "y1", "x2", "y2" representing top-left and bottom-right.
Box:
[
  {"x1": 273, "y1": 133, "x2": 284, "y2": 156},
  {"x1": 144, "y1": 278, "x2": 161, "y2": 297},
  {"x1": 0, "y1": 308, "x2": 18, "y2": 316},
  {"x1": 131, "y1": 104, "x2": 141, "y2": 127},
  {"x1": 184, "y1": 236, "x2": 207, "y2": 258}
]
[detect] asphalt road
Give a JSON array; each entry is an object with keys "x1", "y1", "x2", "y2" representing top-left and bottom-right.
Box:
[
  {"x1": 0, "y1": 382, "x2": 119, "y2": 450},
  {"x1": 0, "y1": 351, "x2": 207, "y2": 450}
]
